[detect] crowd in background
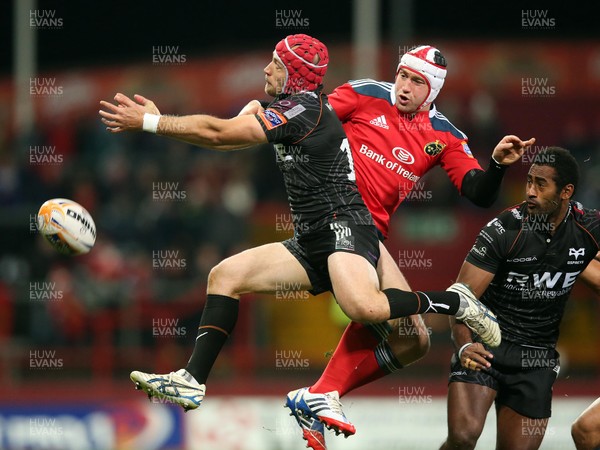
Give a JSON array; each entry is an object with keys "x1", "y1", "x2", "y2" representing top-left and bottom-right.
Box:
[{"x1": 0, "y1": 42, "x2": 599, "y2": 382}]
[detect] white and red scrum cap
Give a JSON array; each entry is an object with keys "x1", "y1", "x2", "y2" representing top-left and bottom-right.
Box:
[
  {"x1": 398, "y1": 45, "x2": 447, "y2": 109},
  {"x1": 274, "y1": 34, "x2": 329, "y2": 94}
]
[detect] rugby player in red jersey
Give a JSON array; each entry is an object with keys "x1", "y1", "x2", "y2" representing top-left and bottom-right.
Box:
[{"x1": 282, "y1": 45, "x2": 536, "y2": 448}]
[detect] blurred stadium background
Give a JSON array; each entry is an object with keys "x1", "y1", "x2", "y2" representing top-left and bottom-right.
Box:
[{"x1": 0, "y1": 1, "x2": 599, "y2": 449}]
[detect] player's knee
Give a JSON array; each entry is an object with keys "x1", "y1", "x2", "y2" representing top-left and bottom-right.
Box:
[
  {"x1": 341, "y1": 299, "x2": 387, "y2": 324},
  {"x1": 571, "y1": 421, "x2": 585, "y2": 447},
  {"x1": 407, "y1": 318, "x2": 431, "y2": 358},
  {"x1": 207, "y1": 258, "x2": 241, "y2": 296},
  {"x1": 389, "y1": 317, "x2": 430, "y2": 362},
  {"x1": 447, "y1": 426, "x2": 480, "y2": 450},
  {"x1": 571, "y1": 416, "x2": 594, "y2": 447},
  {"x1": 410, "y1": 330, "x2": 431, "y2": 360},
  {"x1": 389, "y1": 336, "x2": 429, "y2": 367}
]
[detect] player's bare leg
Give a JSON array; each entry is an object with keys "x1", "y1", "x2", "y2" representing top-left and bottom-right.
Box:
[
  {"x1": 131, "y1": 243, "x2": 312, "y2": 411},
  {"x1": 439, "y1": 382, "x2": 495, "y2": 450},
  {"x1": 572, "y1": 398, "x2": 600, "y2": 450},
  {"x1": 206, "y1": 242, "x2": 312, "y2": 297},
  {"x1": 328, "y1": 251, "x2": 389, "y2": 322},
  {"x1": 327, "y1": 250, "x2": 499, "y2": 346},
  {"x1": 495, "y1": 405, "x2": 548, "y2": 450}
]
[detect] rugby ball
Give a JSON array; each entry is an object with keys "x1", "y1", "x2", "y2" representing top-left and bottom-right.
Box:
[{"x1": 36, "y1": 198, "x2": 96, "y2": 255}]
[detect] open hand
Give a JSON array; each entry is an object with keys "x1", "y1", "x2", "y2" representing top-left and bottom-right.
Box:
[
  {"x1": 492, "y1": 135, "x2": 536, "y2": 165},
  {"x1": 99, "y1": 93, "x2": 160, "y2": 133}
]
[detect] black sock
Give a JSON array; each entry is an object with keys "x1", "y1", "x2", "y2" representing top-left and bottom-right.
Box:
[
  {"x1": 383, "y1": 289, "x2": 460, "y2": 318},
  {"x1": 185, "y1": 294, "x2": 239, "y2": 384}
]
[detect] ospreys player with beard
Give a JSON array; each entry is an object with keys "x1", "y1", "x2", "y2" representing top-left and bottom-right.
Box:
[
  {"x1": 99, "y1": 34, "x2": 500, "y2": 425},
  {"x1": 440, "y1": 147, "x2": 600, "y2": 450}
]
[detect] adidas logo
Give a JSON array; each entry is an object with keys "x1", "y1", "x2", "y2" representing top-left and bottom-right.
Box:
[{"x1": 369, "y1": 115, "x2": 389, "y2": 129}]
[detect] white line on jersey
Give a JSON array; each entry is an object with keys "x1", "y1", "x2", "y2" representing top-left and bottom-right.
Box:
[{"x1": 350, "y1": 79, "x2": 393, "y2": 91}]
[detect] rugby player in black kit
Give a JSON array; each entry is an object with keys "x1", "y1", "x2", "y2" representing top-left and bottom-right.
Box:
[
  {"x1": 440, "y1": 147, "x2": 600, "y2": 450},
  {"x1": 99, "y1": 34, "x2": 499, "y2": 418}
]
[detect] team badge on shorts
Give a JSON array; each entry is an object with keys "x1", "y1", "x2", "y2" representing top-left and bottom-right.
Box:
[
  {"x1": 330, "y1": 222, "x2": 355, "y2": 251},
  {"x1": 424, "y1": 140, "x2": 446, "y2": 156}
]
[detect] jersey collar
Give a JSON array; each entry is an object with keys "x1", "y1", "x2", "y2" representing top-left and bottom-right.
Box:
[{"x1": 429, "y1": 103, "x2": 437, "y2": 117}]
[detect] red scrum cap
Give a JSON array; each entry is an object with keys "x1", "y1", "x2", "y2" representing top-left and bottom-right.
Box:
[
  {"x1": 397, "y1": 45, "x2": 447, "y2": 109},
  {"x1": 274, "y1": 34, "x2": 329, "y2": 94}
]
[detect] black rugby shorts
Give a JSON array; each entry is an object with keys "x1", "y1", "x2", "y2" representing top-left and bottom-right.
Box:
[
  {"x1": 283, "y1": 221, "x2": 380, "y2": 295},
  {"x1": 448, "y1": 340, "x2": 560, "y2": 419}
]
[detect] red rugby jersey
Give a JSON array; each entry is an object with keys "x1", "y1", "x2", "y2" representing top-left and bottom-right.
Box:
[{"x1": 329, "y1": 79, "x2": 483, "y2": 238}]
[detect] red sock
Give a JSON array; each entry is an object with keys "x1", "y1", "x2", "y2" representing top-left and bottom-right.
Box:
[
  {"x1": 338, "y1": 351, "x2": 388, "y2": 397},
  {"x1": 310, "y1": 321, "x2": 385, "y2": 396}
]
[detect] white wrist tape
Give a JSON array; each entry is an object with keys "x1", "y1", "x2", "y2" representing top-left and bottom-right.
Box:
[
  {"x1": 457, "y1": 342, "x2": 473, "y2": 360},
  {"x1": 143, "y1": 113, "x2": 161, "y2": 133}
]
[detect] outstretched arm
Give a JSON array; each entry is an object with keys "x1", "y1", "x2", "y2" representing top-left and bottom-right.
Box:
[
  {"x1": 99, "y1": 93, "x2": 268, "y2": 151},
  {"x1": 461, "y1": 135, "x2": 536, "y2": 207}
]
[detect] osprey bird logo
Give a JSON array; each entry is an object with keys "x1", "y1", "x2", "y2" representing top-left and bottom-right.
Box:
[{"x1": 568, "y1": 248, "x2": 585, "y2": 260}]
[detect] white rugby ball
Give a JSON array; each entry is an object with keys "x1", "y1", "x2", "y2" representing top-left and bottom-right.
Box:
[{"x1": 36, "y1": 198, "x2": 96, "y2": 255}]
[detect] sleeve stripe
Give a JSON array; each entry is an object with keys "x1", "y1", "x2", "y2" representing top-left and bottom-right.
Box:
[{"x1": 349, "y1": 79, "x2": 393, "y2": 90}]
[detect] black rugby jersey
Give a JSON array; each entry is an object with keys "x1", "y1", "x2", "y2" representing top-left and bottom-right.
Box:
[
  {"x1": 256, "y1": 88, "x2": 373, "y2": 236},
  {"x1": 466, "y1": 201, "x2": 600, "y2": 348}
]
